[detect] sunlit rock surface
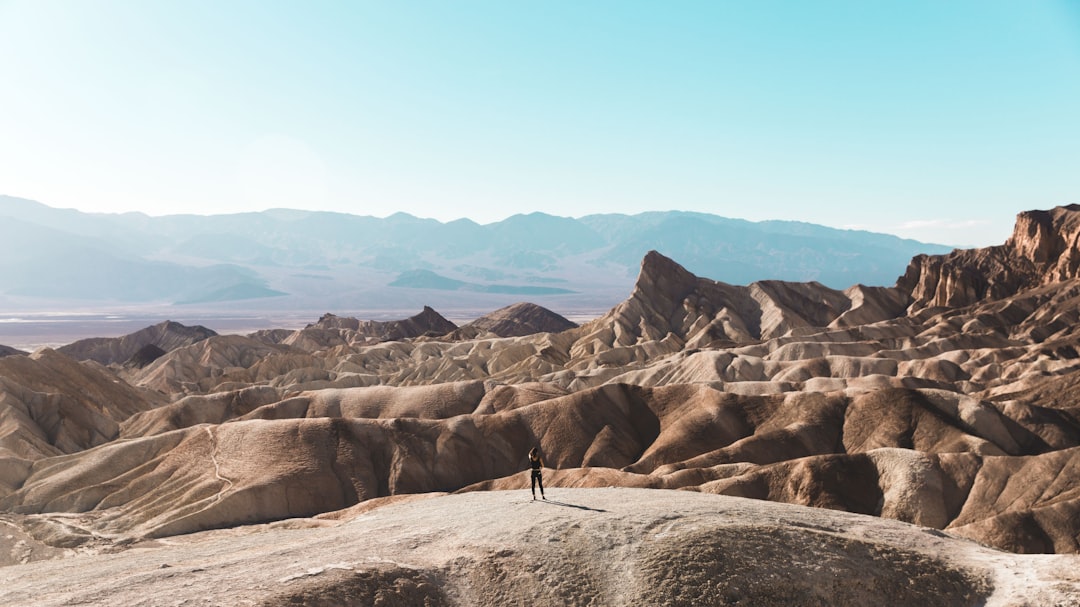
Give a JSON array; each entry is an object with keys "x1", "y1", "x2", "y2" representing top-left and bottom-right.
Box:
[{"x1": 3, "y1": 205, "x2": 1080, "y2": 604}]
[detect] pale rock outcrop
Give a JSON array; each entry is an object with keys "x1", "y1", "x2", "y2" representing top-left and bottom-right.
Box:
[{"x1": 6, "y1": 490, "x2": 1046, "y2": 607}]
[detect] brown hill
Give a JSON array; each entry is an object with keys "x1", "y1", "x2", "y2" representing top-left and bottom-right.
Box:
[
  {"x1": 0, "y1": 349, "x2": 164, "y2": 465},
  {"x1": 245, "y1": 327, "x2": 293, "y2": 345},
  {"x1": 0, "y1": 345, "x2": 26, "y2": 358},
  {"x1": 56, "y1": 320, "x2": 216, "y2": 365},
  {"x1": 251, "y1": 307, "x2": 459, "y2": 353},
  {"x1": 126, "y1": 334, "x2": 302, "y2": 397},
  {"x1": 307, "y1": 306, "x2": 456, "y2": 340},
  {"x1": 449, "y1": 302, "x2": 578, "y2": 339}
]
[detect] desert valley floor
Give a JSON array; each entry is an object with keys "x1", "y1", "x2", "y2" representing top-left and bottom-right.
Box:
[{"x1": 4, "y1": 207, "x2": 1080, "y2": 605}]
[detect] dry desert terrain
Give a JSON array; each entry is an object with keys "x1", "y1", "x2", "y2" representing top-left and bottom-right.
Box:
[{"x1": 4, "y1": 206, "x2": 1080, "y2": 604}]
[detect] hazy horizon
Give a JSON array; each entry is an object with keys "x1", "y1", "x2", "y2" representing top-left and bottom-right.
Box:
[
  {"x1": 2, "y1": 2, "x2": 1078, "y2": 247},
  {"x1": 0, "y1": 197, "x2": 958, "y2": 349},
  {"x1": 4, "y1": 194, "x2": 981, "y2": 247}
]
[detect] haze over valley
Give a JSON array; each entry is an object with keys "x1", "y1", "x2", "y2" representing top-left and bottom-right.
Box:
[{"x1": 0, "y1": 197, "x2": 953, "y2": 351}]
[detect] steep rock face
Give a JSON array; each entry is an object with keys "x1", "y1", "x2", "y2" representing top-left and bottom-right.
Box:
[
  {"x1": 123, "y1": 344, "x2": 166, "y2": 369},
  {"x1": 450, "y1": 302, "x2": 578, "y2": 339},
  {"x1": 573, "y1": 250, "x2": 756, "y2": 354},
  {"x1": 897, "y1": 247, "x2": 1034, "y2": 313},
  {"x1": 56, "y1": 321, "x2": 217, "y2": 366},
  {"x1": 1008, "y1": 205, "x2": 1080, "y2": 282},
  {"x1": 899, "y1": 205, "x2": 1080, "y2": 313}
]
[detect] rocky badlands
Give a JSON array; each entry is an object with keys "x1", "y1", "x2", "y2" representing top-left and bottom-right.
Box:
[{"x1": 3, "y1": 207, "x2": 1080, "y2": 605}]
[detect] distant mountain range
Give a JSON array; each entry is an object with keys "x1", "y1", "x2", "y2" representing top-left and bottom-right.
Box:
[{"x1": 0, "y1": 196, "x2": 953, "y2": 311}]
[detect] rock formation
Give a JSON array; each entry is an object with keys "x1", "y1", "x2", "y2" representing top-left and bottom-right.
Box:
[
  {"x1": 898, "y1": 205, "x2": 1080, "y2": 312},
  {"x1": 307, "y1": 306, "x2": 457, "y2": 341},
  {"x1": 125, "y1": 334, "x2": 302, "y2": 397},
  {"x1": 122, "y1": 343, "x2": 166, "y2": 369},
  {"x1": 56, "y1": 320, "x2": 216, "y2": 365},
  {"x1": 0, "y1": 348, "x2": 164, "y2": 465},
  {"x1": 252, "y1": 307, "x2": 460, "y2": 353},
  {"x1": 449, "y1": 302, "x2": 578, "y2": 339},
  {"x1": 4, "y1": 203, "x2": 1080, "y2": 595},
  {"x1": 15, "y1": 489, "x2": 1075, "y2": 607},
  {"x1": 0, "y1": 345, "x2": 26, "y2": 358},
  {"x1": 572, "y1": 250, "x2": 907, "y2": 360}
]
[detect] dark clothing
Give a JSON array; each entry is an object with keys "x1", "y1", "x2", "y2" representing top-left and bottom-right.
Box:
[{"x1": 529, "y1": 454, "x2": 544, "y2": 497}]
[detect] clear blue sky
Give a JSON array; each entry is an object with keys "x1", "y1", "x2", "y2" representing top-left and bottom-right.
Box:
[{"x1": 1, "y1": 1, "x2": 1078, "y2": 246}]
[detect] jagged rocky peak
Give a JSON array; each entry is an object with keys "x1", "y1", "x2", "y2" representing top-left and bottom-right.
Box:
[
  {"x1": 454, "y1": 302, "x2": 578, "y2": 339},
  {"x1": 1007, "y1": 205, "x2": 1080, "y2": 282},
  {"x1": 306, "y1": 307, "x2": 457, "y2": 342},
  {"x1": 309, "y1": 313, "x2": 360, "y2": 331},
  {"x1": 588, "y1": 249, "x2": 730, "y2": 349},
  {"x1": 581, "y1": 250, "x2": 903, "y2": 351},
  {"x1": 898, "y1": 205, "x2": 1080, "y2": 313},
  {"x1": 56, "y1": 320, "x2": 218, "y2": 365},
  {"x1": 389, "y1": 306, "x2": 458, "y2": 339},
  {"x1": 413, "y1": 305, "x2": 454, "y2": 327},
  {"x1": 632, "y1": 249, "x2": 700, "y2": 307}
]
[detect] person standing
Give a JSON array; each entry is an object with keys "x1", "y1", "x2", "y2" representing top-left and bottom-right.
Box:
[{"x1": 529, "y1": 447, "x2": 546, "y2": 500}]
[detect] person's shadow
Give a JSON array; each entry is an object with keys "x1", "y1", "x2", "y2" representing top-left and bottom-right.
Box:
[{"x1": 537, "y1": 498, "x2": 608, "y2": 513}]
